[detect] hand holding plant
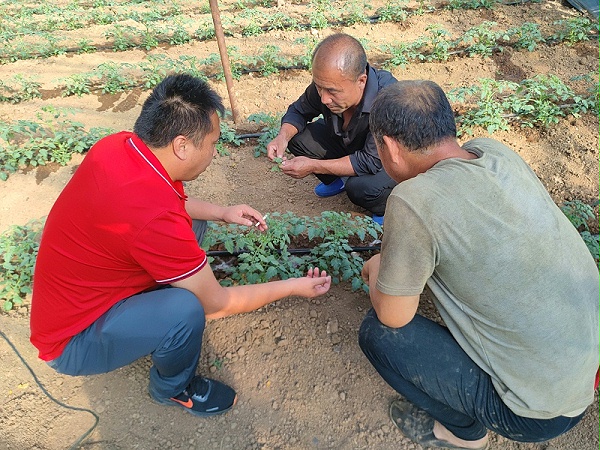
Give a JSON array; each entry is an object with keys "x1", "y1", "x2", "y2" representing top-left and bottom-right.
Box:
[{"x1": 222, "y1": 204, "x2": 268, "y2": 230}]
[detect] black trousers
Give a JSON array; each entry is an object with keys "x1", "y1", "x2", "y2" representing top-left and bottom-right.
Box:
[{"x1": 288, "y1": 119, "x2": 397, "y2": 215}]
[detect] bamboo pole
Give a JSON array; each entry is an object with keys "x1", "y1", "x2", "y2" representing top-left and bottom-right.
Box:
[{"x1": 208, "y1": 0, "x2": 241, "y2": 123}]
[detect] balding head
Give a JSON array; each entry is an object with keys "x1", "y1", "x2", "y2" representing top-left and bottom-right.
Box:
[{"x1": 312, "y1": 34, "x2": 367, "y2": 81}]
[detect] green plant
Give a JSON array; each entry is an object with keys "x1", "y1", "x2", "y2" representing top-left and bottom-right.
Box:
[
  {"x1": 503, "y1": 22, "x2": 544, "y2": 51},
  {"x1": 342, "y1": 0, "x2": 372, "y2": 25},
  {"x1": 217, "y1": 122, "x2": 243, "y2": 156},
  {"x1": 105, "y1": 24, "x2": 136, "y2": 51},
  {"x1": 461, "y1": 21, "x2": 500, "y2": 57},
  {"x1": 560, "y1": 200, "x2": 599, "y2": 266},
  {"x1": 551, "y1": 17, "x2": 598, "y2": 45},
  {"x1": 62, "y1": 73, "x2": 93, "y2": 97},
  {"x1": 0, "y1": 107, "x2": 113, "y2": 180},
  {"x1": 447, "y1": 0, "x2": 498, "y2": 9},
  {"x1": 76, "y1": 38, "x2": 97, "y2": 54},
  {"x1": 95, "y1": 62, "x2": 135, "y2": 94},
  {"x1": 248, "y1": 112, "x2": 283, "y2": 157},
  {"x1": 0, "y1": 220, "x2": 43, "y2": 311},
  {"x1": 0, "y1": 75, "x2": 42, "y2": 104},
  {"x1": 376, "y1": 0, "x2": 409, "y2": 22},
  {"x1": 307, "y1": 212, "x2": 380, "y2": 290},
  {"x1": 202, "y1": 211, "x2": 381, "y2": 290},
  {"x1": 256, "y1": 45, "x2": 290, "y2": 76}
]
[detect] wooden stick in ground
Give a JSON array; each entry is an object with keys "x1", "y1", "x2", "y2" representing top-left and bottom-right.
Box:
[{"x1": 208, "y1": 0, "x2": 241, "y2": 123}]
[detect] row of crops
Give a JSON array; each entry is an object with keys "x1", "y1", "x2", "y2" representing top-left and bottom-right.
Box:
[{"x1": 1, "y1": 0, "x2": 598, "y2": 177}]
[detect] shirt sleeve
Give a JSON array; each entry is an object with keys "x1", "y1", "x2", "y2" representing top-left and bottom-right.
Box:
[
  {"x1": 130, "y1": 210, "x2": 207, "y2": 284},
  {"x1": 376, "y1": 194, "x2": 437, "y2": 296},
  {"x1": 281, "y1": 84, "x2": 324, "y2": 133},
  {"x1": 348, "y1": 131, "x2": 384, "y2": 176}
]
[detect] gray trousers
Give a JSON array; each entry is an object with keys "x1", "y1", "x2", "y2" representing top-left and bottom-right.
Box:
[{"x1": 48, "y1": 220, "x2": 209, "y2": 399}]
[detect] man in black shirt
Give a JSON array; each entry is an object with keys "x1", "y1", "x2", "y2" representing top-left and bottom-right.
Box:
[{"x1": 266, "y1": 34, "x2": 398, "y2": 225}]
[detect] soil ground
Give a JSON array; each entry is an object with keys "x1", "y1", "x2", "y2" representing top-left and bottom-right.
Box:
[{"x1": 0, "y1": 0, "x2": 598, "y2": 449}]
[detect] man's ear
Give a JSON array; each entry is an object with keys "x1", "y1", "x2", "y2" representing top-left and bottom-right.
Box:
[
  {"x1": 357, "y1": 73, "x2": 367, "y2": 88},
  {"x1": 171, "y1": 135, "x2": 188, "y2": 160},
  {"x1": 382, "y1": 136, "x2": 402, "y2": 163}
]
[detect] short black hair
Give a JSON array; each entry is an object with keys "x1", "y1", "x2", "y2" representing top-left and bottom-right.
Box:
[
  {"x1": 369, "y1": 80, "x2": 457, "y2": 152},
  {"x1": 134, "y1": 74, "x2": 224, "y2": 148},
  {"x1": 312, "y1": 34, "x2": 367, "y2": 81}
]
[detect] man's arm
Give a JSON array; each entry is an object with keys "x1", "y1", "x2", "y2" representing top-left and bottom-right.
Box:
[
  {"x1": 185, "y1": 198, "x2": 267, "y2": 230},
  {"x1": 362, "y1": 254, "x2": 419, "y2": 328},
  {"x1": 266, "y1": 123, "x2": 299, "y2": 160},
  {"x1": 171, "y1": 264, "x2": 331, "y2": 319},
  {"x1": 280, "y1": 155, "x2": 356, "y2": 179}
]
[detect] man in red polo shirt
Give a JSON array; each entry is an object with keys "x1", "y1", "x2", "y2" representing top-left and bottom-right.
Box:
[{"x1": 30, "y1": 74, "x2": 331, "y2": 417}]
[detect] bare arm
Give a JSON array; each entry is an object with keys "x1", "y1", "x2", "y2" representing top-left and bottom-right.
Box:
[
  {"x1": 185, "y1": 198, "x2": 268, "y2": 230},
  {"x1": 280, "y1": 154, "x2": 356, "y2": 179},
  {"x1": 362, "y1": 254, "x2": 419, "y2": 328},
  {"x1": 172, "y1": 265, "x2": 331, "y2": 319}
]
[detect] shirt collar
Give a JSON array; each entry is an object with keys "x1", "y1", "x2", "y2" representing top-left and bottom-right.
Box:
[
  {"x1": 360, "y1": 64, "x2": 379, "y2": 114},
  {"x1": 127, "y1": 134, "x2": 186, "y2": 200}
]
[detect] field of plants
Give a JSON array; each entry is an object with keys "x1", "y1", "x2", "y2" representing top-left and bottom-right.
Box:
[{"x1": 0, "y1": 0, "x2": 598, "y2": 449}]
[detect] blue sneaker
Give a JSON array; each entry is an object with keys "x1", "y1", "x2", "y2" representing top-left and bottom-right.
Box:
[
  {"x1": 314, "y1": 177, "x2": 345, "y2": 197},
  {"x1": 372, "y1": 214, "x2": 384, "y2": 226}
]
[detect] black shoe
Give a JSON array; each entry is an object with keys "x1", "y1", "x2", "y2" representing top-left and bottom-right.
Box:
[{"x1": 150, "y1": 376, "x2": 237, "y2": 417}]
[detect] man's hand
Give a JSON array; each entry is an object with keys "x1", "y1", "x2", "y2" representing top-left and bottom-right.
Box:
[
  {"x1": 292, "y1": 267, "x2": 332, "y2": 297},
  {"x1": 362, "y1": 254, "x2": 380, "y2": 285},
  {"x1": 222, "y1": 205, "x2": 268, "y2": 231},
  {"x1": 266, "y1": 134, "x2": 289, "y2": 160},
  {"x1": 280, "y1": 156, "x2": 315, "y2": 179}
]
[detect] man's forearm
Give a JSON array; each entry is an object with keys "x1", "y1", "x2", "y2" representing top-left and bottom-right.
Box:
[
  {"x1": 312, "y1": 155, "x2": 356, "y2": 177},
  {"x1": 185, "y1": 198, "x2": 226, "y2": 221}
]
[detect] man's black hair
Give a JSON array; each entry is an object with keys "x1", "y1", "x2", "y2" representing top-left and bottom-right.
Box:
[
  {"x1": 369, "y1": 80, "x2": 457, "y2": 152},
  {"x1": 134, "y1": 74, "x2": 224, "y2": 148}
]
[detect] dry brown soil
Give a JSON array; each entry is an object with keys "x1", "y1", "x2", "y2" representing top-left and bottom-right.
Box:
[{"x1": 0, "y1": 0, "x2": 598, "y2": 449}]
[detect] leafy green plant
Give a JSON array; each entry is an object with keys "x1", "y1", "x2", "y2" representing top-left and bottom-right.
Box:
[
  {"x1": 551, "y1": 17, "x2": 598, "y2": 45},
  {"x1": 307, "y1": 212, "x2": 380, "y2": 290},
  {"x1": 376, "y1": 0, "x2": 409, "y2": 22},
  {"x1": 503, "y1": 22, "x2": 544, "y2": 51},
  {"x1": 62, "y1": 73, "x2": 93, "y2": 97},
  {"x1": 447, "y1": 0, "x2": 498, "y2": 9},
  {"x1": 561, "y1": 200, "x2": 599, "y2": 266},
  {"x1": 0, "y1": 75, "x2": 41, "y2": 104},
  {"x1": 0, "y1": 220, "x2": 43, "y2": 311},
  {"x1": 248, "y1": 112, "x2": 283, "y2": 157},
  {"x1": 0, "y1": 107, "x2": 113, "y2": 180},
  {"x1": 95, "y1": 62, "x2": 135, "y2": 94},
  {"x1": 217, "y1": 122, "x2": 243, "y2": 156},
  {"x1": 202, "y1": 211, "x2": 381, "y2": 290},
  {"x1": 461, "y1": 21, "x2": 500, "y2": 57}
]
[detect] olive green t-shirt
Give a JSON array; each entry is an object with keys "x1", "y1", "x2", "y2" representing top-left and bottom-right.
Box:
[{"x1": 377, "y1": 138, "x2": 599, "y2": 419}]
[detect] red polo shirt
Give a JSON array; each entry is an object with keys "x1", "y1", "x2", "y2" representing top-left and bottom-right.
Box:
[{"x1": 30, "y1": 132, "x2": 207, "y2": 361}]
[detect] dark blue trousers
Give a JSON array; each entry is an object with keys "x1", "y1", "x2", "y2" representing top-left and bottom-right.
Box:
[
  {"x1": 48, "y1": 288, "x2": 205, "y2": 399},
  {"x1": 288, "y1": 119, "x2": 397, "y2": 216},
  {"x1": 358, "y1": 309, "x2": 585, "y2": 442},
  {"x1": 48, "y1": 220, "x2": 209, "y2": 399}
]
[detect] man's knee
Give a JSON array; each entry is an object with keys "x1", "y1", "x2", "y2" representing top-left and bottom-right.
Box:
[
  {"x1": 172, "y1": 288, "x2": 205, "y2": 331},
  {"x1": 358, "y1": 309, "x2": 387, "y2": 358},
  {"x1": 345, "y1": 175, "x2": 392, "y2": 215}
]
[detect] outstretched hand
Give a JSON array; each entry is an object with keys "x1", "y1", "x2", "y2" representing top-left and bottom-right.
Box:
[
  {"x1": 295, "y1": 267, "x2": 331, "y2": 297},
  {"x1": 222, "y1": 204, "x2": 268, "y2": 231}
]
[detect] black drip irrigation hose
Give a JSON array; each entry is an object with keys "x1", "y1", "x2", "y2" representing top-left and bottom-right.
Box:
[
  {"x1": 207, "y1": 244, "x2": 381, "y2": 257},
  {"x1": 0, "y1": 329, "x2": 99, "y2": 450}
]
